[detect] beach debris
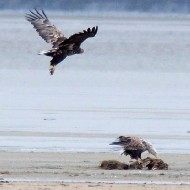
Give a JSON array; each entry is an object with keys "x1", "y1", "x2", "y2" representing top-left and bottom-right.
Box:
[
  {"x1": 131, "y1": 157, "x2": 168, "y2": 170},
  {"x1": 0, "y1": 171, "x2": 10, "y2": 175},
  {"x1": 88, "y1": 184, "x2": 102, "y2": 187},
  {"x1": 60, "y1": 183, "x2": 69, "y2": 187},
  {"x1": 100, "y1": 157, "x2": 168, "y2": 170},
  {"x1": 144, "y1": 157, "x2": 168, "y2": 170},
  {"x1": 100, "y1": 160, "x2": 129, "y2": 170},
  {"x1": 43, "y1": 118, "x2": 56, "y2": 120},
  {"x1": 0, "y1": 179, "x2": 9, "y2": 183}
]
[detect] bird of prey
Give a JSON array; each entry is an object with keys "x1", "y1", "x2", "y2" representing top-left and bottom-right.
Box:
[
  {"x1": 25, "y1": 9, "x2": 98, "y2": 75},
  {"x1": 110, "y1": 136, "x2": 157, "y2": 162}
]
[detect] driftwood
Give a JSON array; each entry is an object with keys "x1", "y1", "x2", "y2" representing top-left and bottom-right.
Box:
[
  {"x1": 100, "y1": 160, "x2": 129, "y2": 170},
  {"x1": 144, "y1": 157, "x2": 168, "y2": 170},
  {"x1": 100, "y1": 157, "x2": 168, "y2": 170}
]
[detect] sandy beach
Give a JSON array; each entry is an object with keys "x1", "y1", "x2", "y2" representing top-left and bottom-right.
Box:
[
  {"x1": 1, "y1": 182, "x2": 190, "y2": 190},
  {"x1": 0, "y1": 151, "x2": 190, "y2": 189}
]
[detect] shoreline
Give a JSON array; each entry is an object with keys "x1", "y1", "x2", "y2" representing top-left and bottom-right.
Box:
[{"x1": 0, "y1": 130, "x2": 189, "y2": 153}]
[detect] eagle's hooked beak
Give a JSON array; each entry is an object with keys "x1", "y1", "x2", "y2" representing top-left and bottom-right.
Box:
[{"x1": 80, "y1": 49, "x2": 84, "y2": 54}]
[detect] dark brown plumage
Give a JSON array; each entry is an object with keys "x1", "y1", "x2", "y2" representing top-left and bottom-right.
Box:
[
  {"x1": 26, "y1": 9, "x2": 98, "y2": 75},
  {"x1": 110, "y1": 136, "x2": 157, "y2": 161}
]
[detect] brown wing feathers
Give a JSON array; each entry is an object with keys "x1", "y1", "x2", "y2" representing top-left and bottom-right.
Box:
[
  {"x1": 26, "y1": 9, "x2": 48, "y2": 21},
  {"x1": 82, "y1": 26, "x2": 98, "y2": 37},
  {"x1": 111, "y1": 136, "x2": 146, "y2": 151},
  {"x1": 64, "y1": 26, "x2": 98, "y2": 45},
  {"x1": 25, "y1": 9, "x2": 66, "y2": 47}
]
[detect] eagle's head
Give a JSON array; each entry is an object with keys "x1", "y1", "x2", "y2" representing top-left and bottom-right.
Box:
[
  {"x1": 144, "y1": 141, "x2": 158, "y2": 158},
  {"x1": 74, "y1": 48, "x2": 84, "y2": 54},
  {"x1": 78, "y1": 48, "x2": 84, "y2": 54}
]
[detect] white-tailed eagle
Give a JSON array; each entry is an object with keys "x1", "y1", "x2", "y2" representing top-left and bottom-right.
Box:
[
  {"x1": 110, "y1": 136, "x2": 157, "y2": 162},
  {"x1": 26, "y1": 9, "x2": 98, "y2": 75}
]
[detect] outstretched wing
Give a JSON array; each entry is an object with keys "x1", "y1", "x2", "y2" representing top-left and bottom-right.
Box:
[
  {"x1": 25, "y1": 9, "x2": 67, "y2": 48},
  {"x1": 61, "y1": 26, "x2": 98, "y2": 47}
]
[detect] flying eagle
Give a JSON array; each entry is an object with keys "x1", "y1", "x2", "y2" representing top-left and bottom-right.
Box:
[
  {"x1": 25, "y1": 9, "x2": 98, "y2": 75},
  {"x1": 110, "y1": 136, "x2": 157, "y2": 162}
]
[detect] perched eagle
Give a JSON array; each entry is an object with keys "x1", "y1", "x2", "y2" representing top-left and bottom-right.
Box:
[
  {"x1": 110, "y1": 136, "x2": 157, "y2": 162},
  {"x1": 25, "y1": 9, "x2": 98, "y2": 75}
]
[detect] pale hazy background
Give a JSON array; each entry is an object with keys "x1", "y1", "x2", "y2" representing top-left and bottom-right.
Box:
[{"x1": 0, "y1": 0, "x2": 190, "y2": 153}]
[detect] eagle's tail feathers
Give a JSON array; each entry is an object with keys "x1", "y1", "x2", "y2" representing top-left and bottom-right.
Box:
[
  {"x1": 38, "y1": 48, "x2": 57, "y2": 56},
  {"x1": 38, "y1": 50, "x2": 49, "y2": 55}
]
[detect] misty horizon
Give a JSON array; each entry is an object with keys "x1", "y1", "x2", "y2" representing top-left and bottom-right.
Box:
[{"x1": 0, "y1": 0, "x2": 190, "y2": 14}]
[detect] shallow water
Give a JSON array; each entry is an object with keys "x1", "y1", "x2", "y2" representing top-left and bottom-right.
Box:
[
  {"x1": 0, "y1": 13, "x2": 190, "y2": 153},
  {"x1": 0, "y1": 136, "x2": 189, "y2": 153},
  {"x1": 0, "y1": 70, "x2": 190, "y2": 153}
]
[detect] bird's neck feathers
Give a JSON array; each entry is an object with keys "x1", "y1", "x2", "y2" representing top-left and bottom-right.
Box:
[
  {"x1": 148, "y1": 146, "x2": 157, "y2": 157},
  {"x1": 144, "y1": 141, "x2": 157, "y2": 157}
]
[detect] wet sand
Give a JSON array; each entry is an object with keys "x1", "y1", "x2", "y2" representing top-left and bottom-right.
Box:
[{"x1": 0, "y1": 152, "x2": 190, "y2": 189}]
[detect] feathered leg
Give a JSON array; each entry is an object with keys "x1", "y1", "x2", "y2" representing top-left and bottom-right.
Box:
[
  {"x1": 49, "y1": 54, "x2": 66, "y2": 75},
  {"x1": 49, "y1": 65, "x2": 55, "y2": 75},
  {"x1": 121, "y1": 151, "x2": 134, "y2": 163},
  {"x1": 49, "y1": 57, "x2": 59, "y2": 75},
  {"x1": 137, "y1": 151, "x2": 143, "y2": 164}
]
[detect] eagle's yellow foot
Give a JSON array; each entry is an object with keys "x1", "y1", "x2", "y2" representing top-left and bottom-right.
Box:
[{"x1": 49, "y1": 65, "x2": 55, "y2": 75}]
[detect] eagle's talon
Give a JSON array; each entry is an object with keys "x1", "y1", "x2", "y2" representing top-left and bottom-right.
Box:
[{"x1": 49, "y1": 66, "x2": 55, "y2": 75}]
